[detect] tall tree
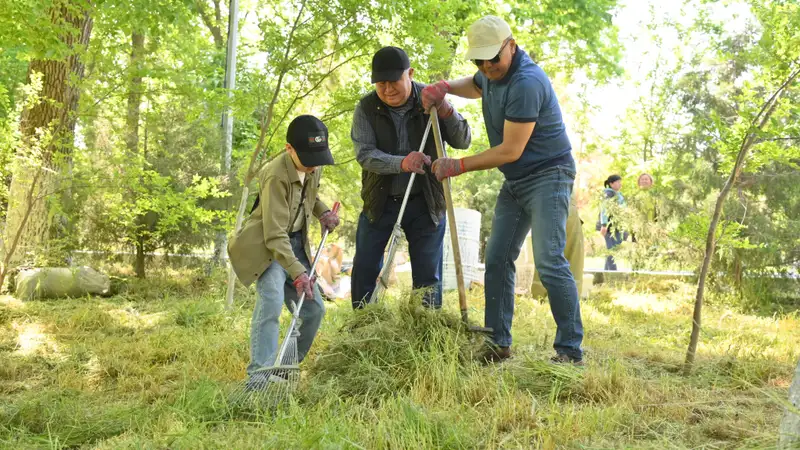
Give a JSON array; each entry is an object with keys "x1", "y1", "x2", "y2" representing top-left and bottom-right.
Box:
[
  {"x1": 126, "y1": 31, "x2": 147, "y2": 277},
  {"x1": 1, "y1": 0, "x2": 93, "y2": 283},
  {"x1": 685, "y1": 64, "x2": 800, "y2": 369},
  {"x1": 683, "y1": 0, "x2": 800, "y2": 370},
  {"x1": 211, "y1": 0, "x2": 238, "y2": 268}
]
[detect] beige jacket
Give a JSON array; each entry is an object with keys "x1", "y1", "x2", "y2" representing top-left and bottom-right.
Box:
[{"x1": 227, "y1": 152, "x2": 329, "y2": 287}]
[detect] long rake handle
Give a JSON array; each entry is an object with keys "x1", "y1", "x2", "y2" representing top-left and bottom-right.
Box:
[
  {"x1": 274, "y1": 201, "x2": 340, "y2": 365},
  {"x1": 430, "y1": 108, "x2": 469, "y2": 322},
  {"x1": 368, "y1": 115, "x2": 434, "y2": 304}
]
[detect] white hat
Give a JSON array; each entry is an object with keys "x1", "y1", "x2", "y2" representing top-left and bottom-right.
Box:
[{"x1": 465, "y1": 16, "x2": 513, "y2": 60}]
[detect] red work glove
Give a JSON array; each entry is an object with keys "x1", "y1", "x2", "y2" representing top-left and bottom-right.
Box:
[
  {"x1": 319, "y1": 209, "x2": 340, "y2": 233},
  {"x1": 421, "y1": 81, "x2": 453, "y2": 118},
  {"x1": 401, "y1": 152, "x2": 431, "y2": 174},
  {"x1": 431, "y1": 157, "x2": 465, "y2": 181},
  {"x1": 293, "y1": 272, "x2": 314, "y2": 299}
]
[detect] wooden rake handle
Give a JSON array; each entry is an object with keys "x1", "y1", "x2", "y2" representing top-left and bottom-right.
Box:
[{"x1": 429, "y1": 108, "x2": 469, "y2": 323}]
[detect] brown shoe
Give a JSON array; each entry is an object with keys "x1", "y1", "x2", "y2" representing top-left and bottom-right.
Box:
[
  {"x1": 480, "y1": 345, "x2": 511, "y2": 364},
  {"x1": 550, "y1": 353, "x2": 585, "y2": 366}
]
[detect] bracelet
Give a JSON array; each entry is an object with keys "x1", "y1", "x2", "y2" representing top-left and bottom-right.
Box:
[
  {"x1": 442, "y1": 80, "x2": 451, "y2": 90},
  {"x1": 459, "y1": 159, "x2": 466, "y2": 173}
]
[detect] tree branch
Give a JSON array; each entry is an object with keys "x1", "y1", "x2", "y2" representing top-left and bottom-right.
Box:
[
  {"x1": 755, "y1": 136, "x2": 800, "y2": 143},
  {"x1": 243, "y1": 0, "x2": 308, "y2": 185},
  {"x1": 196, "y1": 0, "x2": 224, "y2": 49},
  {"x1": 320, "y1": 108, "x2": 355, "y2": 122},
  {"x1": 293, "y1": 37, "x2": 366, "y2": 68},
  {"x1": 262, "y1": 50, "x2": 370, "y2": 156}
]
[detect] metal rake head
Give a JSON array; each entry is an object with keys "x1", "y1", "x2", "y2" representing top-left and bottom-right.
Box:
[{"x1": 228, "y1": 333, "x2": 300, "y2": 411}]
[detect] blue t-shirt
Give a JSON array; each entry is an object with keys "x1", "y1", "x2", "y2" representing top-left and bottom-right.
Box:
[{"x1": 473, "y1": 47, "x2": 574, "y2": 180}]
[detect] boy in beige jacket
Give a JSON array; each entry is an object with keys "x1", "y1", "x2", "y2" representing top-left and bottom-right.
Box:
[{"x1": 228, "y1": 115, "x2": 338, "y2": 388}]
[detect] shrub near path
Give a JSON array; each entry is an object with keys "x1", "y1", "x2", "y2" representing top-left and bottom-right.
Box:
[{"x1": 0, "y1": 270, "x2": 796, "y2": 449}]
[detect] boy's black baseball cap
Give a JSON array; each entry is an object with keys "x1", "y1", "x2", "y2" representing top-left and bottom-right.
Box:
[{"x1": 287, "y1": 115, "x2": 334, "y2": 167}]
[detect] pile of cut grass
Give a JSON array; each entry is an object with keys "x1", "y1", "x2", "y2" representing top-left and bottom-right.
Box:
[{"x1": 303, "y1": 294, "x2": 485, "y2": 401}]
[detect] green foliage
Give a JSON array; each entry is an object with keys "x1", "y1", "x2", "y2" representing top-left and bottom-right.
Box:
[
  {"x1": 0, "y1": 92, "x2": 14, "y2": 221},
  {"x1": 0, "y1": 47, "x2": 28, "y2": 121},
  {"x1": 604, "y1": 0, "x2": 800, "y2": 310},
  {"x1": 0, "y1": 0, "x2": 89, "y2": 61},
  {"x1": 0, "y1": 0, "x2": 625, "y2": 265},
  {"x1": 673, "y1": 212, "x2": 760, "y2": 256},
  {"x1": 505, "y1": 0, "x2": 623, "y2": 83},
  {"x1": 71, "y1": 143, "x2": 231, "y2": 255}
]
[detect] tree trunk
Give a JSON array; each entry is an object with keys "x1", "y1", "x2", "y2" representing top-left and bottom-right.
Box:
[
  {"x1": 684, "y1": 66, "x2": 800, "y2": 372},
  {"x1": 3, "y1": 1, "x2": 93, "y2": 270},
  {"x1": 126, "y1": 31, "x2": 146, "y2": 278},
  {"x1": 733, "y1": 250, "x2": 743, "y2": 292},
  {"x1": 211, "y1": 0, "x2": 238, "y2": 269},
  {"x1": 197, "y1": 0, "x2": 225, "y2": 50},
  {"x1": 135, "y1": 231, "x2": 146, "y2": 280},
  {"x1": 780, "y1": 358, "x2": 800, "y2": 449}
]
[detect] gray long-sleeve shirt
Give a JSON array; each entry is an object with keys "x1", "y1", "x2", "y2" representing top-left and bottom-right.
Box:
[{"x1": 352, "y1": 97, "x2": 471, "y2": 196}]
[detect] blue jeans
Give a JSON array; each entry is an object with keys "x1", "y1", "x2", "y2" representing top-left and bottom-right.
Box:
[
  {"x1": 484, "y1": 166, "x2": 583, "y2": 360},
  {"x1": 351, "y1": 194, "x2": 446, "y2": 309},
  {"x1": 247, "y1": 232, "x2": 325, "y2": 376},
  {"x1": 603, "y1": 230, "x2": 626, "y2": 271}
]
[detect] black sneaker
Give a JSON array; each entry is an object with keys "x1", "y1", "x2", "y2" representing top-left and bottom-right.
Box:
[
  {"x1": 480, "y1": 345, "x2": 511, "y2": 364},
  {"x1": 550, "y1": 353, "x2": 585, "y2": 366}
]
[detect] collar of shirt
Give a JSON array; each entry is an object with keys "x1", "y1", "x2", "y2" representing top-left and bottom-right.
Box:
[
  {"x1": 492, "y1": 46, "x2": 525, "y2": 85},
  {"x1": 284, "y1": 152, "x2": 301, "y2": 184},
  {"x1": 283, "y1": 151, "x2": 314, "y2": 185},
  {"x1": 386, "y1": 97, "x2": 414, "y2": 116}
]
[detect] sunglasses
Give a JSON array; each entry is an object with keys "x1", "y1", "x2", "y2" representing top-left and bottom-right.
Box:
[{"x1": 473, "y1": 39, "x2": 510, "y2": 67}]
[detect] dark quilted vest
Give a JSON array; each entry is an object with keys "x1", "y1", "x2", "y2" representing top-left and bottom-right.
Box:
[{"x1": 359, "y1": 82, "x2": 450, "y2": 224}]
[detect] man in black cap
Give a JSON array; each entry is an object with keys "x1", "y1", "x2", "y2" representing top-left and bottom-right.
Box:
[
  {"x1": 228, "y1": 114, "x2": 339, "y2": 387},
  {"x1": 350, "y1": 46, "x2": 472, "y2": 309}
]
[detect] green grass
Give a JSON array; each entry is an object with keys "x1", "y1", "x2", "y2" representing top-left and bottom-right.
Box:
[{"x1": 0, "y1": 268, "x2": 797, "y2": 449}]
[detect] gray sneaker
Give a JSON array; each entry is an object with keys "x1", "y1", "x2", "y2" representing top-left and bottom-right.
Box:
[
  {"x1": 550, "y1": 353, "x2": 585, "y2": 366},
  {"x1": 245, "y1": 371, "x2": 288, "y2": 391}
]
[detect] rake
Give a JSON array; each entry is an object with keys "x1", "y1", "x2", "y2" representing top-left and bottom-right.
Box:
[
  {"x1": 367, "y1": 115, "x2": 433, "y2": 305},
  {"x1": 429, "y1": 107, "x2": 492, "y2": 335},
  {"x1": 230, "y1": 201, "x2": 340, "y2": 410}
]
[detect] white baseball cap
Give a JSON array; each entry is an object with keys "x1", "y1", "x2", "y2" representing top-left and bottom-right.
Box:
[{"x1": 465, "y1": 16, "x2": 513, "y2": 60}]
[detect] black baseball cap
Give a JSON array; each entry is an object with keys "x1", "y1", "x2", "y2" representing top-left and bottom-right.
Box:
[
  {"x1": 287, "y1": 115, "x2": 334, "y2": 167},
  {"x1": 371, "y1": 46, "x2": 410, "y2": 83}
]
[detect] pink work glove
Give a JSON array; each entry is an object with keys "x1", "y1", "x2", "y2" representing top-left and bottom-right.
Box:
[
  {"x1": 431, "y1": 157, "x2": 465, "y2": 181},
  {"x1": 293, "y1": 272, "x2": 314, "y2": 299},
  {"x1": 401, "y1": 152, "x2": 432, "y2": 174},
  {"x1": 421, "y1": 81, "x2": 453, "y2": 118},
  {"x1": 319, "y1": 209, "x2": 340, "y2": 233}
]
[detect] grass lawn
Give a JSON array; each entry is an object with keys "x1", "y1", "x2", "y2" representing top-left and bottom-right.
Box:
[{"x1": 1, "y1": 268, "x2": 797, "y2": 449}]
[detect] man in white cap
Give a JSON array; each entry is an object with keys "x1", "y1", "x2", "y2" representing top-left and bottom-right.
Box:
[{"x1": 422, "y1": 15, "x2": 584, "y2": 365}]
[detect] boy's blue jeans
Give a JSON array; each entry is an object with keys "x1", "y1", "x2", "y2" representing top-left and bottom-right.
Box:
[{"x1": 247, "y1": 232, "x2": 325, "y2": 376}]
